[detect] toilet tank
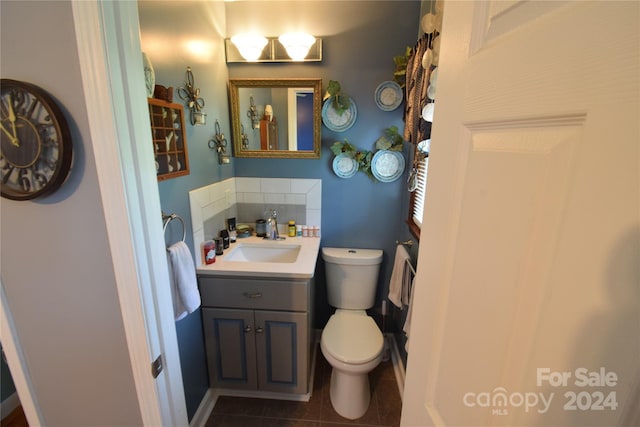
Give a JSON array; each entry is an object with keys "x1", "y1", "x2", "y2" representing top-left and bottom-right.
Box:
[{"x1": 322, "y1": 247, "x2": 383, "y2": 309}]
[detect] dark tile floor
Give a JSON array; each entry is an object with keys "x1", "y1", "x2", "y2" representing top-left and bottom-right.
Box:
[
  {"x1": 206, "y1": 345, "x2": 402, "y2": 427},
  {"x1": 1, "y1": 405, "x2": 29, "y2": 427}
]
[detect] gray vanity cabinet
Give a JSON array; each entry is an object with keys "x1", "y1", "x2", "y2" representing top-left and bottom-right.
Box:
[{"x1": 199, "y1": 276, "x2": 312, "y2": 395}]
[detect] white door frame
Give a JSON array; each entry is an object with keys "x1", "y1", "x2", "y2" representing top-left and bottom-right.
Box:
[
  {"x1": 1, "y1": 1, "x2": 187, "y2": 425},
  {"x1": 1, "y1": 282, "x2": 45, "y2": 426},
  {"x1": 72, "y1": 1, "x2": 187, "y2": 424}
]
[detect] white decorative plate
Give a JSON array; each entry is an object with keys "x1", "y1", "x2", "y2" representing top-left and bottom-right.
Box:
[
  {"x1": 332, "y1": 154, "x2": 358, "y2": 178},
  {"x1": 374, "y1": 81, "x2": 403, "y2": 111},
  {"x1": 371, "y1": 150, "x2": 405, "y2": 182},
  {"x1": 322, "y1": 99, "x2": 357, "y2": 132}
]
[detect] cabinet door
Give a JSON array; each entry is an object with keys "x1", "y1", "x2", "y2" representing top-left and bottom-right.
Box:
[
  {"x1": 202, "y1": 308, "x2": 257, "y2": 390},
  {"x1": 254, "y1": 310, "x2": 308, "y2": 394}
]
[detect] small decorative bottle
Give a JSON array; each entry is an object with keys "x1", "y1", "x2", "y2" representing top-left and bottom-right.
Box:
[{"x1": 288, "y1": 220, "x2": 296, "y2": 237}]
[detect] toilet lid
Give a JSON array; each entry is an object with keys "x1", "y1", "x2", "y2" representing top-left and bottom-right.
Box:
[{"x1": 322, "y1": 311, "x2": 384, "y2": 364}]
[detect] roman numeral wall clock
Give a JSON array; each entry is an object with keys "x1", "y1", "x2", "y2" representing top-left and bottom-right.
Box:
[{"x1": 1, "y1": 79, "x2": 73, "y2": 200}]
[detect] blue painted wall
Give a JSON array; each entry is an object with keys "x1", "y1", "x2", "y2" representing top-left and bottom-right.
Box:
[
  {"x1": 1, "y1": 346, "x2": 17, "y2": 403},
  {"x1": 139, "y1": 0, "x2": 420, "y2": 420}
]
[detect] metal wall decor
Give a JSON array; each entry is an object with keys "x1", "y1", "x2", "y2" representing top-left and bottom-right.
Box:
[
  {"x1": 177, "y1": 66, "x2": 206, "y2": 125},
  {"x1": 208, "y1": 120, "x2": 230, "y2": 164},
  {"x1": 247, "y1": 96, "x2": 260, "y2": 129},
  {"x1": 240, "y1": 123, "x2": 250, "y2": 149}
]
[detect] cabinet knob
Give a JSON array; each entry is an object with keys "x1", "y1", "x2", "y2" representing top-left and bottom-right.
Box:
[
  {"x1": 256, "y1": 326, "x2": 264, "y2": 334},
  {"x1": 244, "y1": 325, "x2": 252, "y2": 333},
  {"x1": 243, "y1": 292, "x2": 263, "y2": 299}
]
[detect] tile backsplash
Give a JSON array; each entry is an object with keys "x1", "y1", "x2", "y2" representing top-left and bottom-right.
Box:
[{"x1": 188, "y1": 177, "x2": 321, "y2": 263}]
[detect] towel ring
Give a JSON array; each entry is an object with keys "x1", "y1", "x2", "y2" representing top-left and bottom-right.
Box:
[{"x1": 163, "y1": 213, "x2": 186, "y2": 243}]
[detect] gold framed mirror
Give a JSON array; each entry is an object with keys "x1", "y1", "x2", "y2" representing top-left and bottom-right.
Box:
[{"x1": 229, "y1": 78, "x2": 322, "y2": 158}]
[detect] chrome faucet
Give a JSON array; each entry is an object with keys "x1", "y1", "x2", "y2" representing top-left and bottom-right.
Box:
[{"x1": 267, "y1": 209, "x2": 279, "y2": 240}]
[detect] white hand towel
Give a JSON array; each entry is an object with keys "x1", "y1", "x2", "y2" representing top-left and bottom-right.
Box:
[
  {"x1": 388, "y1": 245, "x2": 411, "y2": 308},
  {"x1": 167, "y1": 241, "x2": 201, "y2": 321}
]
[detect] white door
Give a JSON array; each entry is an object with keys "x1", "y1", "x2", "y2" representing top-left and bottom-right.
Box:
[{"x1": 402, "y1": 1, "x2": 639, "y2": 426}]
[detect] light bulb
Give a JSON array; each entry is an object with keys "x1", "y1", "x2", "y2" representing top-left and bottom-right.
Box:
[
  {"x1": 231, "y1": 34, "x2": 268, "y2": 61},
  {"x1": 278, "y1": 32, "x2": 316, "y2": 61}
]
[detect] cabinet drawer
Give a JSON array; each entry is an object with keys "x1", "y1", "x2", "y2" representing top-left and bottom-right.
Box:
[{"x1": 199, "y1": 276, "x2": 308, "y2": 311}]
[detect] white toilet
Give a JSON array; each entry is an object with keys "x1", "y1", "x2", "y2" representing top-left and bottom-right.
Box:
[{"x1": 320, "y1": 247, "x2": 384, "y2": 420}]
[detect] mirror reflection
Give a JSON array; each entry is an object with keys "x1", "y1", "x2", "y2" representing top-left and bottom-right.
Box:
[{"x1": 229, "y1": 78, "x2": 322, "y2": 158}]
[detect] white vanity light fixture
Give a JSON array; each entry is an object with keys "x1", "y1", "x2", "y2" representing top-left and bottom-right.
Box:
[
  {"x1": 278, "y1": 32, "x2": 316, "y2": 61},
  {"x1": 230, "y1": 33, "x2": 268, "y2": 61},
  {"x1": 225, "y1": 33, "x2": 322, "y2": 63}
]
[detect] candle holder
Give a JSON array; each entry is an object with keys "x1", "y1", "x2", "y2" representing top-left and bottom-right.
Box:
[
  {"x1": 208, "y1": 120, "x2": 230, "y2": 164},
  {"x1": 177, "y1": 66, "x2": 206, "y2": 125}
]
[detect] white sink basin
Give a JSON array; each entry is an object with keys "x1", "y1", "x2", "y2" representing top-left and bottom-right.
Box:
[
  {"x1": 198, "y1": 236, "x2": 320, "y2": 278},
  {"x1": 223, "y1": 243, "x2": 301, "y2": 263}
]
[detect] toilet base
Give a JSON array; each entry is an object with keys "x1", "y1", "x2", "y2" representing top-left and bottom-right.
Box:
[
  {"x1": 320, "y1": 310, "x2": 384, "y2": 420},
  {"x1": 328, "y1": 368, "x2": 371, "y2": 420}
]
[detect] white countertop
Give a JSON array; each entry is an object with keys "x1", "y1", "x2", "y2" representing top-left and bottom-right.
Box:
[{"x1": 196, "y1": 235, "x2": 321, "y2": 279}]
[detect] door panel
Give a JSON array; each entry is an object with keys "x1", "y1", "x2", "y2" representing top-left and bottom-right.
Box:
[
  {"x1": 202, "y1": 308, "x2": 257, "y2": 389},
  {"x1": 255, "y1": 310, "x2": 308, "y2": 394},
  {"x1": 402, "y1": 1, "x2": 639, "y2": 426},
  {"x1": 475, "y1": 1, "x2": 570, "y2": 51},
  {"x1": 434, "y1": 119, "x2": 584, "y2": 425}
]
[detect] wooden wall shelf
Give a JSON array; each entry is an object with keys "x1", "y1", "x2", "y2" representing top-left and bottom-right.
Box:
[{"x1": 148, "y1": 98, "x2": 189, "y2": 181}]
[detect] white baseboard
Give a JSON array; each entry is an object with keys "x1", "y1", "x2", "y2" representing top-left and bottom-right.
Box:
[
  {"x1": 1, "y1": 392, "x2": 20, "y2": 420},
  {"x1": 386, "y1": 333, "x2": 406, "y2": 400},
  {"x1": 189, "y1": 388, "x2": 216, "y2": 427}
]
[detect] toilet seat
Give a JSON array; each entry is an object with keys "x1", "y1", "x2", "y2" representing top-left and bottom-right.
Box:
[{"x1": 321, "y1": 310, "x2": 383, "y2": 364}]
